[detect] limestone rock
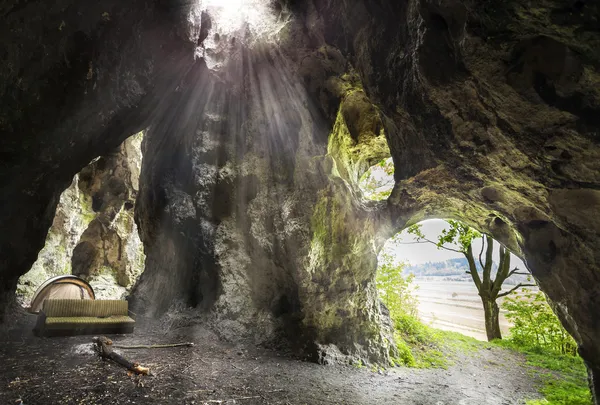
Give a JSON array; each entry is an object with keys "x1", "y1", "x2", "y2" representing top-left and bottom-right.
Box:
[
  {"x1": 2, "y1": 0, "x2": 600, "y2": 401},
  {"x1": 17, "y1": 134, "x2": 145, "y2": 304},
  {"x1": 16, "y1": 175, "x2": 95, "y2": 305}
]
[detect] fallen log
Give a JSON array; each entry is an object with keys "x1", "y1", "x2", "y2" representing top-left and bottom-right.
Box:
[
  {"x1": 93, "y1": 336, "x2": 150, "y2": 375},
  {"x1": 113, "y1": 342, "x2": 194, "y2": 349}
]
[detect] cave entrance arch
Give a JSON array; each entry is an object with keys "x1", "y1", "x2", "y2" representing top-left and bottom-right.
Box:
[
  {"x1": 358, "y1": 158, "x2": 569, "y2": 345},
  {"x1": 377, "y1": 218, "x2": 535, "y2": 342},
  {"x1": 16, "y1": 132, "x2": 146, "y2": 306}
]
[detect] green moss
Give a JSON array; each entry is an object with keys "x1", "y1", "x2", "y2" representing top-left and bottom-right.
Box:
[
  {"x1": 78, "y1": 192, "x2": 96, "y2": 224},
  {"x1": 326, "y1": 78, "x2": 391, "y2": 186},
  {"x1": 16, "y1": 267, "x2": 50, "y2": 301},
  {"x1": 99, "y1": 265, "x2": 119, "y2": 279},
  {"x1": 129, "y1": 130, "x2": 144, "y2": 147},
  {"x1": 353, "y1": 359, "x2": 365, "y2": 369},
  {"x1": 303, "y1": 73, "x2": 396, "y2": 362},
  {"x1": 305, "y1": 186, "x2": 383, "y2": 346}
]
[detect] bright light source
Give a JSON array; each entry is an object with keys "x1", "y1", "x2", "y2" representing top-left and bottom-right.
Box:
[
  {"x1": 202, "y1": 0, "x2": 255, "y2": 34},
  {"x1": 190, "y1": 0, "x2": 287, "y2": 69}
]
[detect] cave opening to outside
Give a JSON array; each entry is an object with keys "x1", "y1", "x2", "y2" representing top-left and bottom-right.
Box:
[
  {"x1": 378, "y1": 219, "x2": 536, "y2": 342},
  {"x1": 375, "y1": 217, "x2": 579, "y2": 370},
  {"x1": 16, "y1": 132, "x2": 147, "y2": 307}
]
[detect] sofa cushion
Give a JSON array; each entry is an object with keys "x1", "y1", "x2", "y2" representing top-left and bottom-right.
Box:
[
  {"x1": 42, "y1": 299, "x2": 129, "y2": 317},
  {"x1": 45, "y1": 316, "x2": 135, "y2": 326}
]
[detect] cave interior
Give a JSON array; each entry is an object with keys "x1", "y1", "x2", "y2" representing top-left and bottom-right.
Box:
[{"x1": 1, "y1": 0, "x2": 599, "y2": 403}]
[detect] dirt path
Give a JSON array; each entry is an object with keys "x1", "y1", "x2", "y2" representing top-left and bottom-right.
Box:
[{"x1": 0, "y1": 320, "x2": 542, "y2": 405}]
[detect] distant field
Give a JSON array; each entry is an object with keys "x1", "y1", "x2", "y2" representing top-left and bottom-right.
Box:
[{"x1": 413, "y1": 278, "x2": 537, "y2": 341}]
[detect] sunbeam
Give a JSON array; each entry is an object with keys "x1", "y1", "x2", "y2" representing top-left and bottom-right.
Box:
[{"x1": 190, "y1": 0, "x2": 288, "y2": 69}]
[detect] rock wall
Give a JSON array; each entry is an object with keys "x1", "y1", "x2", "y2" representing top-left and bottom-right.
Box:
[
  {"x1": 0, "y1": 0, "x2": 196, "y2": 316},
  {"x1": 72, "y1": 133, "x2": 146, "y2": 299},
  {"x1": 132, "y1": 37, "x2": 396, "y2": 363},
  {"x1": 16, "y1": 174, "x2": 95, "y2": 304},
  {"x1": 309, "y1": 0, "x2": 600, "y2": 398},
  {"x1": 1, "y1": 0, "x2": 600, "y2": 401},
  {"x1": 17, "y1": 134, "x2": 146, "y2": 304}
]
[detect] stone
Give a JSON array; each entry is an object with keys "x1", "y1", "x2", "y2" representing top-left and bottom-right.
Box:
[
  {"x1": 16, "y1": 174, "x2": 95, "y2": 305},
  {"x1": 17, "y1": 134, "x2": 145, "y2": 304},
  {"x1": 1, "y1": 0, "x2": 600, "y2": 401}
]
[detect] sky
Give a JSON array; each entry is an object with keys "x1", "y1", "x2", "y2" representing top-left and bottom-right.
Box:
[{"x1": 384, "y1": 219, "x2": 527, "y2": 270}]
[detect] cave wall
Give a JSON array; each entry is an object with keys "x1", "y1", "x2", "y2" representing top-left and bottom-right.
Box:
[
  {"x1": 71, "y1": 133, "x2": 146, "y2": 298},
  {"x1": 16, "y1": 172, "x2": 96, "y2": 303},
  {"x1": 0, "y1": 0, "x2": 196, "y2": 315},
  {"x1": 1, "y1": 0, "x2": 600, "y2": 400},
  {"x1": 17, "y1": 134, "x2": 145, "y2": 304},
  {"x1": 132, "y1": 34, "x2": 396, "y2": 362},
  {"x1": 308, "y1": 0, "x2": 600, "y2": 397}
]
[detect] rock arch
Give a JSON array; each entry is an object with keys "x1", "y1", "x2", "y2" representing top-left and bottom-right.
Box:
[{"x1": 1, "y1": 0, "x2": 599, "y2": 401}]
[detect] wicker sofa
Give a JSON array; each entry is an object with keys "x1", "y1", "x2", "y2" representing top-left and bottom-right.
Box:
[{"x1": 34, "y1": 299, "x2": 135, "y2": 337}]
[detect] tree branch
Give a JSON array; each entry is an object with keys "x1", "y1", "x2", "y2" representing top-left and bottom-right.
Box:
[
  {"x1": 482, "y1": 235, "x2": 494, "y2": 284},
  {"x1": 497, "y1": 283, "x2": 537, "y2": 298},
  {"x1": 478, "y1": 235, "x2": 485, "y2": 271},
  {"x1": 492, "y1": 246, "x2": 512, "y2": 293},
  {"x1": 399, "y1": 238, "x2": 463, "y2": 253},
  {"x1": 507, "y1": 267, "x2": 530, "y2": 278},
  {"x1": 465, "y1": 245, "x2": 483, "y2": 290}
]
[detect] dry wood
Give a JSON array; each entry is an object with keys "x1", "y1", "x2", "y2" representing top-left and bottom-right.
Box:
[
  {"x1": 113, "y1": 342, "x2": 194, "y2": 349},
  {"x1": 92, "y1": 336, "x2": 150, "y2": 375}
]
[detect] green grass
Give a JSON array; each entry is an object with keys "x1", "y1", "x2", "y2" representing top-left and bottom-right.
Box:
[
  {"x1": 434, "y1": 329, "x2": 487, "y2": 354},
  {"x1": 391, "y1": 315, "x2": 489, "y2": 369},
  {"x1": 391, "y1": 313, "x2": 448, "y2": 368},
  {"x1": 492, "y1": 340, "x2": 592, "y2": 405},
  {"x1": 393, "y1": 320, "x2": 591, "y2": 405}
]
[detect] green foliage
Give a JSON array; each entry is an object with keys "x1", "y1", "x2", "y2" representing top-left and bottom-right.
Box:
[
  {"x1": 376, "y1": 255, "x2": 448, "y2": 368},
  {"x1": 353, "y1": 359, "x2": 365, "y2": 369},
  {"x1": 494, "y1": 340, "x2": 591, "y2": 405},
  {"x1": 392, "y1": 336, "x2": 416, "y2": 367},
  {"x1": 526, "y1": 377, "x2": 592, "y2": 405},
  {"x1": 358, "y1": 158, "x2": 394, "y2": 201},
  {"x1": 376, "y1": 254, "x2": 418, "y2": 318},
  {"x1": 407, "y1": 220, "x2": 480, "y2": 253},
  {"x1": 502, "y1": 289, "x2": 577, "y2": 356},
  {"x1": 377, "y1": 158, "x2": 395, "y2": 175}
]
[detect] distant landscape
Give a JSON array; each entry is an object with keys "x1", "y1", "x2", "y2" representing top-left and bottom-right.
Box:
[
  {"x1": 405, "y1": 257, "x2": 531, "y2": 285},
  {"x1": 404, "y1": 258, "x2": 536, "y2": 341}
]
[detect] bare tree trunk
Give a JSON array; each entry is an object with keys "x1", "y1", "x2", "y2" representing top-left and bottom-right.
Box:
[{"x1": 481, "y1": 296, "x2": 502, "y2": 341}]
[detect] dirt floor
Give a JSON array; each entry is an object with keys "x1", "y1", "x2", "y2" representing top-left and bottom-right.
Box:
[{"x1": 1, "y1": 315, "x2": 543, "y2": 405}]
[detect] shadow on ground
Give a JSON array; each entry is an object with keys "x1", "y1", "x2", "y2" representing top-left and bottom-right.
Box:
[{"x1": 0, "y1": 314, "x2": 541, "y2": 405}]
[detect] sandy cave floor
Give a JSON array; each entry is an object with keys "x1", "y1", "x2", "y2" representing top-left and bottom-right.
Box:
[{"x1": 0, "y1": 316, "x2": 543, "y2": 405}]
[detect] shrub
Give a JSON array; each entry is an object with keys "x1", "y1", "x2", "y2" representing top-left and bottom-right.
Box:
[
  {"x1": 376, "y1": 255, "x2": 418, "y2": 319},
  {"x1": 376, "y1": 255, "x2": 446, "y2": 367},
  {"x1": 502, "y1": 289, "x2": 577, "y2": 356}
]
